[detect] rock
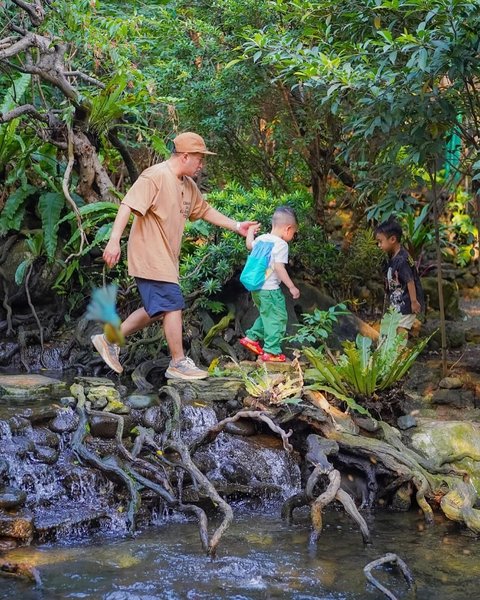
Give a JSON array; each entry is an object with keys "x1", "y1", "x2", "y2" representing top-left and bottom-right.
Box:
[
  {"x1": 0, "y1": 487, "x2": 27, "y2": 509},
  {"x1": 397, "y1": 415, "x2": 417, "y2": 430},
  {"x1": 0, "y1": 510, "x2": 33, "y2": 540},
  {"x1": 125, "y1": 394, "x2": 159, "y2": 410},
  {"x1": 87, "y1": 385, "x2": 121, "y2": 408},
  {"x1": 12, "y1": 437, "x2": 35, "y2": 458},
  {"x1": 224, "y1": 419, "x2": 257, "y2": 437},
  {"x1": 8, "y1": 415, "x2": 31, "y2": 433},
  {"x1": 354, "y1": 416, "x2": 380, "y2": 433},
  {"x1": 31, "y1": 427, "x2": 60, "y2": 448},
  {"x1": 431, "y1": 389, "x2": 474, "y2": 409},
  {"x1": 33, "y1": 445, "x2": 59, "y2": 464},
  {"x1": 439, "y1": 377, "x2": 463, "y2": 390},
  {"x1": 0, "y1": 459, "x2": 8, "y2": 480},
  {"x1": 49, "y1": 408, "x2": 80, "y2": 433},
  {"x1": 462, "y1": 272, "x2": 476, "y2": 288},
  {"x1": 421, "y1": 276, "x2": 461, "y2": 320},
  {"x1": 409, "y1": 420, "x2": 480, "y2": 494},
  {"x1": 17, "y1": 406, "x2": 58, "y2": 424},
  {"x1": 104, "y1": 399, "x2": 130, "y2": 415},
  {"x1": 88, "y1": 413, "x2": 120, "y2": 438},
  {"x1": 142, "y1": 407, "x2": 166, "y2": 433},
  {"x1": 391, "y1": 482, "x2": 413, "y2": 511},
  {"x1": 465, "y1": 327, "x2": 480, "y2": 343},
  {"x1": 0, "y1": 373, "x2": 66, "y2": 400},
  {"x1": 74, "y1": 376, "x2": 116, "y2": 390},
  {"x1": 60, "y1": 396, "x2": 77, "y2": 408},
  {"x1": 167, "y1": 378, "x2": 244, "y2": 403}
]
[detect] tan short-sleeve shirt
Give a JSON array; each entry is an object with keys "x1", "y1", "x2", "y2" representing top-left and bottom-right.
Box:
[{"x1": 121, "y1": 162, "x2": 212, "y2": 283}]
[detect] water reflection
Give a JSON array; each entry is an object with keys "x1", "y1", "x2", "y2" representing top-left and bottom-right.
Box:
[{"x1": 2, "y1": 509, "x2": 479, "y2": 600}]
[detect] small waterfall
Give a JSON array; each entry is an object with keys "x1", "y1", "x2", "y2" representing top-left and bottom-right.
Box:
[
  {"x1": 0, "y1": 415, "x2": 126, "y2": 541},
  {"x1": 181, "y1": 403, "x2": 301, "y2": 500}
]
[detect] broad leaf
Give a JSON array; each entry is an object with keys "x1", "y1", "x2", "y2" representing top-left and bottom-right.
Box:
[{"x1": 38, "y1": 192, "x2": 65, "y2": 259}]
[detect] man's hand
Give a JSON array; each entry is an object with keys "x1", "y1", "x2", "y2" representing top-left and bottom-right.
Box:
[
  {"x1": 289, "y1": 286, "x2": 300, "y2": 300},
  {"x1": 237, "y1": 221, "x2": 259, "y2": 237},
  {"x1": 103, "y1": 240, "x2": 121, "y2": 268},
  {"x1": 411, "y1": 299, "x2": 421, "y2": 314}
]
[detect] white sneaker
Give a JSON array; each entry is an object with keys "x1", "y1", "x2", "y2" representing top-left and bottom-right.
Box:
[
  {"x1": 91, "y1": 333, "x2": 123, "y2": 374},
  {"x1": 165, "y1": 357, "x2": 208, "y2": 380}
]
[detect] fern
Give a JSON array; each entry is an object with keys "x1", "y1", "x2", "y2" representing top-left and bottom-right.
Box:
[
  {"x1": 303, "y1": 312, "x2": 433, "y2": 413},
  {"x1": 0, "y1": 184, "x2": 35, "y2": 234},
  {"x1": 38, "y1": 191, "x2": 65, "y2": 259}
]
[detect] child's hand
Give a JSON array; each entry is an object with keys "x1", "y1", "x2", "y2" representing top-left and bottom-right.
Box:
[
  {"x1": 248, "y1": 223, "x2": 261, "y2": 236},
  {"x1": 412, "y1": 299, "x2": 421, "y2": 314},
  {"x1": 289, "y1": 286, "x2": 300, "y2": 300}
]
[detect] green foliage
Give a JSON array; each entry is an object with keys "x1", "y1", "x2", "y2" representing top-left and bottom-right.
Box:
[
  {"x1": 303, "y1": 310, "x2": 432, "y2": 413},
  {"x1": 287, "y1": 303, "x2": 349, "y2": 347},
  {"x1": 338, "y1": 229, "x2": 384, "y2": 299},
  {"x1": 38, "y1": 192, "x2": 65, "y2": 259},
  {"x1": 180, "y1": 183, "x2": 329, "y2": 296},
  {"x1": 14, "y1": 231, "x2": 45, "y2": 285}
]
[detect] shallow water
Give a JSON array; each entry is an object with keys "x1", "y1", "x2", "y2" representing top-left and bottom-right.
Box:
[{"x1": 2, "y1": 506, "x2": 479, "y2": 600}]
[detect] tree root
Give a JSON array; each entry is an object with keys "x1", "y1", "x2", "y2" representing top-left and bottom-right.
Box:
[
  {"x1": 131, "y1": 358, "x2": 170, "y2": 392},
  {"x1": 283, "y1": 434, "x2": 371, "y2": 544},
  {"x1": 364, "y1": 553, "x2": 415, "y2": 600},
  {"x1": 440, "y1": 478, "x2": 480, "y2": 534},
  {"x1": 0, "y1": 560, "x2": 42, "y2": 587},
  {"x1": 69, "y1": 383, "x2": 237, "y2": 555},
  {"x1": 190, "y1": 409, "x2": 293, "y2": 455}
]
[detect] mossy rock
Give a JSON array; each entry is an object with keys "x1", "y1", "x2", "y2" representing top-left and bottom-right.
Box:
[
  {"x1": 409, "y1": 420, "x2": 480, "y2": 494},
  {"x1": 421, "y1": 276, "x2": 461, "y2": 320}
]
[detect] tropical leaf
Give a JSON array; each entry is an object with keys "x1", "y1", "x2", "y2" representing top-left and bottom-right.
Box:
[
  {"x1": 1, "y1": 74, "x2": 31, "y2": 114},
  {"x1": 38, "y1": 191, "x2": 65, "y2": 259},
  {"x1": 0, "y1": 184, "x2": 35, "y2": 233},
  {"x1": 15, "y1": 259, "x2": 31, "y2": 285}
]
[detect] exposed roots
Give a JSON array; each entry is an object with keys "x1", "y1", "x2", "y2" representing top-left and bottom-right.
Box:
[
  {"x1": 283, "y1": 434, "x2": 371, "y2": 544},
  {"x1": 364, "y1": 553, "x2": 415, "y2": 600}
]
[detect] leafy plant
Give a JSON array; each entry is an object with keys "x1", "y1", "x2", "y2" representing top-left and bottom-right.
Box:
[
  {"x1": 287, "y1": 303, "x2": 350, "y2": 347},
  {"x1": 303, "y1": 310, "x2": 432, "y2": 414}
]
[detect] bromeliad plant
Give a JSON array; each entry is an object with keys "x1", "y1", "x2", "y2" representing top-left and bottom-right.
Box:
[{"x1": 303, "y1": 310, "x2": 431, "y2": 414}]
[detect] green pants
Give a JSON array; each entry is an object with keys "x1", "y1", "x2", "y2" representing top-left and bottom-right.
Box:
[{"x1": 246, "y1": 288, "x2": 288, "y2": 355}]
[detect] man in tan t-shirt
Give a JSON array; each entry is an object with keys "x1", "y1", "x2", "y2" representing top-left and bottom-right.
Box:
[{"x1": 91, "y1": 132, "x2": 256, "y2": 380}]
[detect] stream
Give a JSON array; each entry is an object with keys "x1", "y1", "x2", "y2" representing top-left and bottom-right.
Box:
[{"x1": 2, "y1": 507, "x2": 479, "y2": 599}]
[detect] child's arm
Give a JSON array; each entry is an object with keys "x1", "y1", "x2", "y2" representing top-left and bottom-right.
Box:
[
  {"x1": 407, "y1": 280, "x2": 421, "y2": 314},
  {"x1": 245, "y1": 224, "x2": 260, "y2": 250},
  {"x1": 274, "y1": 263, "x2": 300, "y2": 299}
]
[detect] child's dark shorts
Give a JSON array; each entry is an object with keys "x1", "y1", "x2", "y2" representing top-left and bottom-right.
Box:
[{"x1": 135, "y1": 278, "x2": 185, "y2": 317}]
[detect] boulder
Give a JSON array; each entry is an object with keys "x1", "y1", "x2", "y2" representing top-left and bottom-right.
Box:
[
  {"x1": 409, "y1": 420, "x2": 480, "y2": 494},
  {"x1": 0, "y1": 487, "x2": 27, "y2": 509},
  {"x1": 397, "y1": 415, "x2": 417, "y2": 430},
  {"x1": 33, "y1": 446, "x2": 60, "y2": 464},
  {"x1": 431, "y1": 389, "x2": 474, "y2": 409},
  {"x1": 0, "y1": 374, "x2": 66, "y2": 400},
  {"x1": 88, "y1": 413, "x2": 120, "y2": 439},
  {"x1": 439, "y1": 377, "x2": 463, "y2": 390},
  {"x1": 125, "y1": 394, "x2": 159, "y2": 410},
  {"x1": 49, "y1": 408, "x2": 80, "y2": 434},
  {"x1": 0, "y1": 510, "x2": 33, "y2": 540},
  {"x1": 421, "y1": 276, "x2": 461, "y2": 320}
]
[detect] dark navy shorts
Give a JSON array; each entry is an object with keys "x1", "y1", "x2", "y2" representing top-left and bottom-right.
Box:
[{"x1": 135, "y1": 278, "x2": 185, "y2": 317}]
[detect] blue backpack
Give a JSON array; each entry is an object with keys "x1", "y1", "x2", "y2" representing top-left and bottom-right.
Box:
[{"x1": 240, "y1": 240, "x2": 274, "y2": 291}]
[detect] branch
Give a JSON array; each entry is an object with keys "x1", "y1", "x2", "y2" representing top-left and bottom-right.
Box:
[
  {"x1": 108, "y1": 128, "x2": 139, "y2": 184},
  {"x1": 11, "y1": 0, "x2": 46, "y2": 26},
  {"x1": 64, "y1": 70, "x2": 105, "y2": 88},
  {"x1": 0, "y1": 103, "x2": 48, "y2": 123},
  {"x1": 63, "y1": 124, "x2": 88, "y2": 262}
]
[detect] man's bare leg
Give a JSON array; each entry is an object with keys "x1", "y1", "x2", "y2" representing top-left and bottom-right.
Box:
[
  {"x1": 121, "y1": 307, "x2": 162, "y2": 337},
  {"x1": 163, "y1": 310, "x2": 184, "y2": 362}
]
